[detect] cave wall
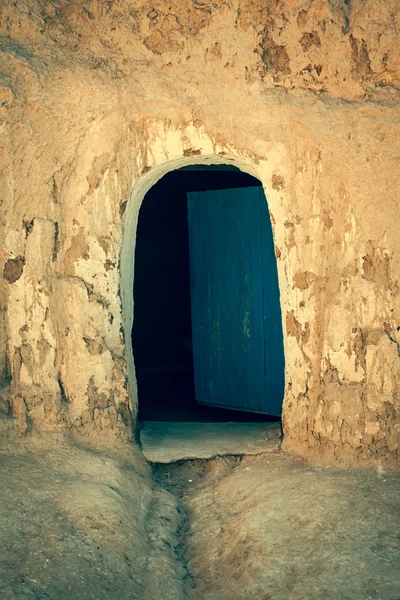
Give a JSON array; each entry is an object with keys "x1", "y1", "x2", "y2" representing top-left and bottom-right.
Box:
[{"x1": 0, "y1": 0, "x2": 399, "y2": 465}]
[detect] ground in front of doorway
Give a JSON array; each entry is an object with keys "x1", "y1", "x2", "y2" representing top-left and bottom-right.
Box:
[
  {"x1": 151, "y1": 453, "x2": 400, "y2": 600},
  {"x1": 0, "y1": 433, "x2": 399, "y2": 600}
]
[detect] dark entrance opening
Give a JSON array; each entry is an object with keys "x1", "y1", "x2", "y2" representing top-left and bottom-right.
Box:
[{"x1": 132, "y1": 166, "x2": 284, "y2": 422}]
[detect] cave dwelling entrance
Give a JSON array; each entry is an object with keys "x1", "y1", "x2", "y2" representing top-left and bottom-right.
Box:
[{"x1": 130, "y1": 164, "x2": 285, "y2": 432}]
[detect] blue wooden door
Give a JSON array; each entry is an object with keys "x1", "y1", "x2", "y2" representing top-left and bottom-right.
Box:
[{"x1": 187, "y1": 186, "x2": 284, "y2": 416}]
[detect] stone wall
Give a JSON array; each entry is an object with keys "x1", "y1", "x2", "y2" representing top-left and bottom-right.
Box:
[{"x1": 0, "y1": 0, "x2": 399, "y2": 465}]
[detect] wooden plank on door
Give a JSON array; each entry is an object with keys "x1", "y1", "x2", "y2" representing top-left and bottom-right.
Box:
[{"x1": 187, "y1": 186, "x2": 284, "y2": 415}]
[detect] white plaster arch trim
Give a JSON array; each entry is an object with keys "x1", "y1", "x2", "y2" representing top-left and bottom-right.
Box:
[{"x1": 120, "y1": 124, "x2": 290, "y2": 417}]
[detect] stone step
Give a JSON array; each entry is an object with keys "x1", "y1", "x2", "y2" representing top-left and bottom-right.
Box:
[{"x1": 140, "y1": 421, "x2": 282, "y2": 463}]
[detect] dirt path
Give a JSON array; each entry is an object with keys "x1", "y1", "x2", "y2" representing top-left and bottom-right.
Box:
[
  {"x1": 151, "y1": 453, "x2": 400, "y2": 600},
  {"x1": 0, "y1": 434, "x2": 399, "y2": 600}
]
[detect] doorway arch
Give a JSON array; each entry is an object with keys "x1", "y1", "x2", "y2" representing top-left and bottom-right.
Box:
[{"x1": 120, "y1": 154, "x2": 286, "y2": 423}]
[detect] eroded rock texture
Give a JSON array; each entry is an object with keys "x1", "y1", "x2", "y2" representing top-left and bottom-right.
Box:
[{"x1": 0, "y1": 0, "x2": 399, "y2": 465}]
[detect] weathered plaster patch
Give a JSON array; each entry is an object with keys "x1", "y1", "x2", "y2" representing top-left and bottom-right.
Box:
[{"x1": 3, "y1": 257, "x2": 25, "y2": 283}]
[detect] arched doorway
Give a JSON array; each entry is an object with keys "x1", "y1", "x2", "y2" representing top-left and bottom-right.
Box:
[{"x1": 132, "y1": 165, "x2": 284, "y2": 423}]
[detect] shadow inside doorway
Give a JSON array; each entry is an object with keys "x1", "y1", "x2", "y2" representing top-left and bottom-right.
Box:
[{"x1": 133, "y1": 166, "x2": 281, "y2": 424}]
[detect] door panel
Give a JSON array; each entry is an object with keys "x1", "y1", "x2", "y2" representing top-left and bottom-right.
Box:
[{"x1": 187, "y1": 186, "x2": 284, "y2": 416}]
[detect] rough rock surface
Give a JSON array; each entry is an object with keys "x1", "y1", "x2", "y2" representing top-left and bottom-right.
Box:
[{"x1": 0, "y1": 0, "x2": 399, "y2": 465}]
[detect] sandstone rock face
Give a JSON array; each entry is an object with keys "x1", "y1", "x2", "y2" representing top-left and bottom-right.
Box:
[{"x1": 0, "y1": 0, "x2": 399, "y2": 465}]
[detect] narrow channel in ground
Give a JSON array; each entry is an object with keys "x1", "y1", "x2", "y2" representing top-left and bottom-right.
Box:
[{"x1": 148, "y1": 456, "x2": 243, "y2": 599}]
